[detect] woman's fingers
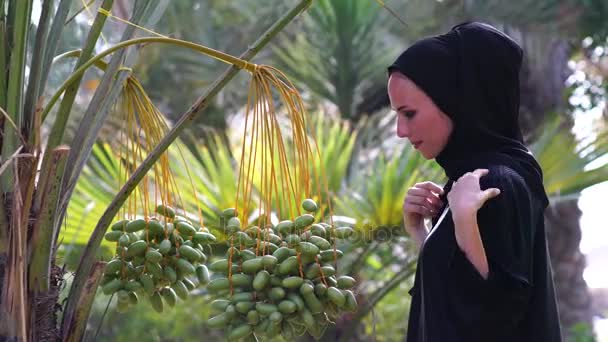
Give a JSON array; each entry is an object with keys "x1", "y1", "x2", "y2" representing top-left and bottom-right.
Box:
[
  {"x1": 482, "y1": 187, "x2": 501, "y2": 202},
  {"x1": 471, "y1": 168, "x2": 490, "y2": 178},
  {"x1": 403, "y1": 202, "x2": 436, "y2": 217},
  {"x1": 405, "y1": 194, "x2": 442, "y2": 213},
  {"x1": 407, "y1": 187, "x2": 443, "y2": 207},
  {"x1": 415, "y1": 181, "x2": 444, "y2": 196},
  {"x1": 449, "y1": 170, "x2": 502, "y2": 213},
  {"x1": 403, "y1": 181, "x2": 446, "y2": 220},
  {"x1": 404, "y1": 194, "x2": 442, "y2": 217}
]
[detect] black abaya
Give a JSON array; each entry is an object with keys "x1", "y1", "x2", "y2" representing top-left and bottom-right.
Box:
[{"x1": 405, "y1": 164, "x2": 562, "y2": 342}]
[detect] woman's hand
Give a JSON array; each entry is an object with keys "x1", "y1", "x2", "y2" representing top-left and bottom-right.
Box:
[
  {"x1": 447, "y1": 169, "x2": 501, "y2": 221},
  {"x1": 403, "y1": 181, "x2": 444, "y2": 246},
  {"x1": 448, "y1": 169, "x2": 500, "y2": 274}
]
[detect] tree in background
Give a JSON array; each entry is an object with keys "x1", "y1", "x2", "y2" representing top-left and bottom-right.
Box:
[
  {"x1": 272, "y1": 0, "x2": 396, "y2": 121},
  {"x1": 0, "y1": 0, "x2": 309, "y2": 340}
]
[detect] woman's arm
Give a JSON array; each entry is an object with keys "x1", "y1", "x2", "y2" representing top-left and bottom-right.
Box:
[
  {"x1": 406, "y1": 222, "x2": 428, "y2": 249},
  {"x1": 448, "y1": 168, "x2": 501, "y2": 279},
  {"x1": 452, "y1": 212, "x2": 489, "y2": 279},
  {"x1": 445, "y1": 166, "x2": 538, "y2": 337}
]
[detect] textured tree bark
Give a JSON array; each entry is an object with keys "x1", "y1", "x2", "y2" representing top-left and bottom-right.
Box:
[
  {"x1": 545, "y1": 200, "x2": 595, "y2": 337},
  {"x1": 0, "y1": 253, "x2": 11, "y2": 341},
  {"x1": 519, "y1": 37, "x2": 574, "y2": 136},
  {"x1": 30, "y1": 264, "x2": 64, "y2": 342}
]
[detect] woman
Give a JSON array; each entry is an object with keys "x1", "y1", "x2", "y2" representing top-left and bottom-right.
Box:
[{"x1": 387, "y1": 22, "x2": 562, "y2": 341}]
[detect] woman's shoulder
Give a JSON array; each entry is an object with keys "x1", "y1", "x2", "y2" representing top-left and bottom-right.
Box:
[
  {"x1": 475, "y1": 164, "x2": 543, "y2": 219},
  {"x1": 478, "y1": 164, "x2": 530, "y2": 194}
]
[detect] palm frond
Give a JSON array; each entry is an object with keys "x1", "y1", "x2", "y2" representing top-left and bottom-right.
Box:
[
  {"x1": 335, "y1": 147, "x2": 444, "y2": 232},
  {"x1": 272, "y1": 0, "x2": 395, "y2": 119},
  {"x1": 62, "y1": 142, "x2": 118, "y2": 250},
  {"x1": 532, "y1": 115, "x2": 608, "y2": 201}
]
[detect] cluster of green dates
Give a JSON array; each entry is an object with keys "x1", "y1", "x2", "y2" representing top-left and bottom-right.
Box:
[
  {"x1": 101, "y1": 204, "x2": 216, "y2": 313},
  {"x1": 207, "y1": 199, "x2": 357, "y2": 341}
]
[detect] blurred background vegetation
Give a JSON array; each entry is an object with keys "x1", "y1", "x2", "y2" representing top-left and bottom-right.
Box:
[{"x1": 42, "y1": 0, "x2": 608, "y2": 341}]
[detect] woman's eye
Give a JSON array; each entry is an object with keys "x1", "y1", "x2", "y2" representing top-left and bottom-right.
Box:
[{"x1": 403, "y1": 110, "x2": 417, "y2": 119}]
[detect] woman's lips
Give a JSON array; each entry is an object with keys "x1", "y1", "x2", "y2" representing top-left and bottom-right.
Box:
[{"x1": 412, "y1": 141, "x2": 422, "y2": 149}]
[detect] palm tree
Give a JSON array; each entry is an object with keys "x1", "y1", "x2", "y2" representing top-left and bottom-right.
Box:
[
  {"x1": 0, "y1": 0, "x2": 310, "y2": 340},
  {"x1": 0, "y1": 1, "x2": 179, "y2": 339}
]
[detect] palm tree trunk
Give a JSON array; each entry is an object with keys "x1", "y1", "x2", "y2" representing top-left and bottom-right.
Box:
[
  {"x1": 545, "y1": 200, "x2": 595, "y2": 337},
  {"x1": 30, "y1": 264, "x2": 64, "y2": 342}
]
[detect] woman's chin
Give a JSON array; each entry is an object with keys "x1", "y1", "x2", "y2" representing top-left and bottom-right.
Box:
[{"x1": 419, "y1": 149, "x2": 435, "y2": 160}]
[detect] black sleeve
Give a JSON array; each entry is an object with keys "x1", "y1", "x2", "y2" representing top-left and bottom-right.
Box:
[{"x1": 446, "y1": 166, "x2": 537, "y2": 336}]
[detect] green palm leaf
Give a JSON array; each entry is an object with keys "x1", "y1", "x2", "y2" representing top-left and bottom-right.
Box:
[
  {"x1": 335, "y1": 147, "x2": 444, "y2": 232},
  {"x1": 272, "y1": 0, "x2": 395, "y2": 119},
  {"x1": 308, "y1": 111, "x2": 358, "y2": 197},
  {"x1": 61, "y1": 142, "x2": 118, "y2": 249},
  {"x1": 532, "y1": 115, "x2": 608, "y2": 200}
]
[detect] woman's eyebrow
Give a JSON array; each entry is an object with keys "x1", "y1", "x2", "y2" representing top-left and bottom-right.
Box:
[{"x1": 392, "y1": 105, "x2": 412, "y2": 112}]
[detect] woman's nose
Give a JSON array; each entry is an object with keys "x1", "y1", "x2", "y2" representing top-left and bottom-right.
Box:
[{"x1": 397, "y1": 116, "x2": 410, "y2": 138}]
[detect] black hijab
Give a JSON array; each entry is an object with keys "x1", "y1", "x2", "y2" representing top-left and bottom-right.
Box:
[{"x1": 388, "y1": 22, "x2": 549, "y2": 208}]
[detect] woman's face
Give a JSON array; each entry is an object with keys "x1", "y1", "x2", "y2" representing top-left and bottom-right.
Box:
[{"x1": 387, "y1": 72, "x2": 454, "y2": 159}]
